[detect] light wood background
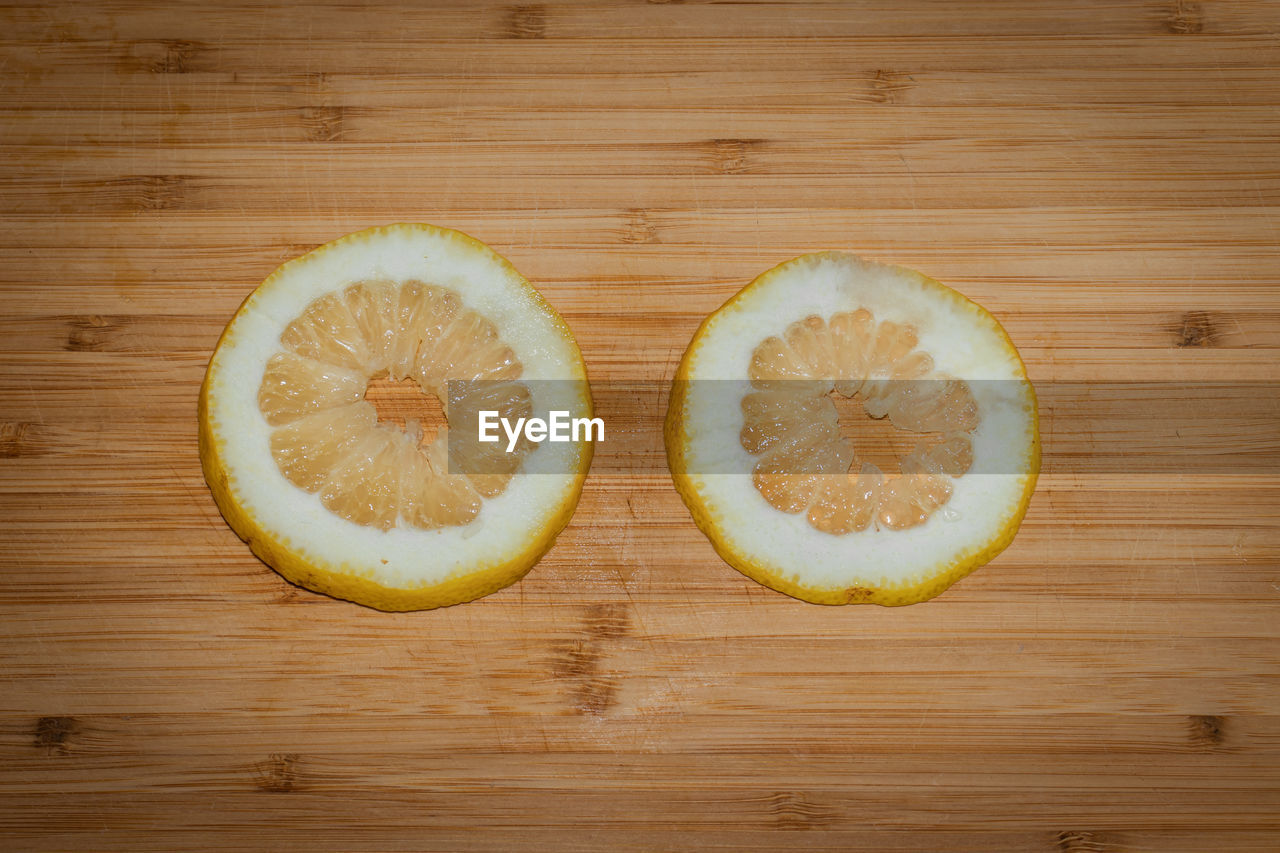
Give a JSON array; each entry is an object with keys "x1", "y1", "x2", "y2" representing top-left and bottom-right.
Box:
[{"x1": 2, "y1": 1, "x2": 1279, "y2": 850}]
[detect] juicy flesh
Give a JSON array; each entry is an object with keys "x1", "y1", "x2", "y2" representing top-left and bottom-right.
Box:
[
  {"x1": 257, "y1": 279, "x2": 530, "y2": 530},
  {"x1": 742, "y1": 310, "x2": 978, "y2": 534}
]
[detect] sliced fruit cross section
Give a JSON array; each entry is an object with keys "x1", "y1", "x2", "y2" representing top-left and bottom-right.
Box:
[
  {"x1": 666, "y1": 252, "x2": 1039, "y2": 606},
  {"x1": 200, "y1": 224, "x2": 592, "y2": 611}
]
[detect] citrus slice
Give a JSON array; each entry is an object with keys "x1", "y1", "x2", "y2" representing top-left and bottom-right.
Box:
[
  {"x1": 665, "y1": 252, "x2": 1039, "y2": 605},
  {"x1": 199, "y1": 224, "x2": 592, "y2": 611}
]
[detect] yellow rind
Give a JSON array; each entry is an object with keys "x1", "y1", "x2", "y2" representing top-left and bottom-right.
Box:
[
  {"x1": 664, "y1": 251, "x2": 1039, "y2": 606},
  {"x1": 199, "y1": 223, "x2": 592, "y2": 612}
]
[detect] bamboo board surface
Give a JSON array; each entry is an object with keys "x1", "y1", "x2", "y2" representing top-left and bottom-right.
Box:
[{"x1": 2, "y1": 1, "x2": 1280, "y2": 850}]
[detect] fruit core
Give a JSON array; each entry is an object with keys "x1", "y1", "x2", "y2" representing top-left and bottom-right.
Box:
[
  {"x1": 364, "y1": 376, "x2": 449, "y2": 445},
  {"x1": 741, "y1": 309, "x2": 979, "y2": 534},
  {"x1": 255, "y1": 279, "x2": 532, "y2": 531}
]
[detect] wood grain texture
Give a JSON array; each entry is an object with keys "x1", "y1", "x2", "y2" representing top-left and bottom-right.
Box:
[{"x1": 2, "y1": 1, "x2": 1279, "y2": 850}]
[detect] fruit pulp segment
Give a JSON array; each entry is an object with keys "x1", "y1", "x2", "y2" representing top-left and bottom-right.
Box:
[
  {"x1": 742, "y1": 310, "x2": 979, "y2": 533},
  {"x1": 256, "y1": 280, "x2": 530, "y2": 531}
]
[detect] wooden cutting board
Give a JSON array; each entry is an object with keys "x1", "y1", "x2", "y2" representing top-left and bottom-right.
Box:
[{"x1": 3, "y1": 2, "x2": 1278, "y2": 850}]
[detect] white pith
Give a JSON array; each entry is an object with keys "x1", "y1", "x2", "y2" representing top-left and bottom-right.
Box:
[
  {"x1": 204, "y1": 225, "x2": 590, "y2": 590},
  {"x1": 674, "y1": 253, "x2": 1037, "y2": 591}
]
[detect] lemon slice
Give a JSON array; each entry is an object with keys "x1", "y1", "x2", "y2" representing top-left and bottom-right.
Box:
[
  {"x1": 199, "y1": 224, "x2": 592, "y2": 610},
  {"x1": 666, "y1": 252, "x2": 1039, "y2": 605}
]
